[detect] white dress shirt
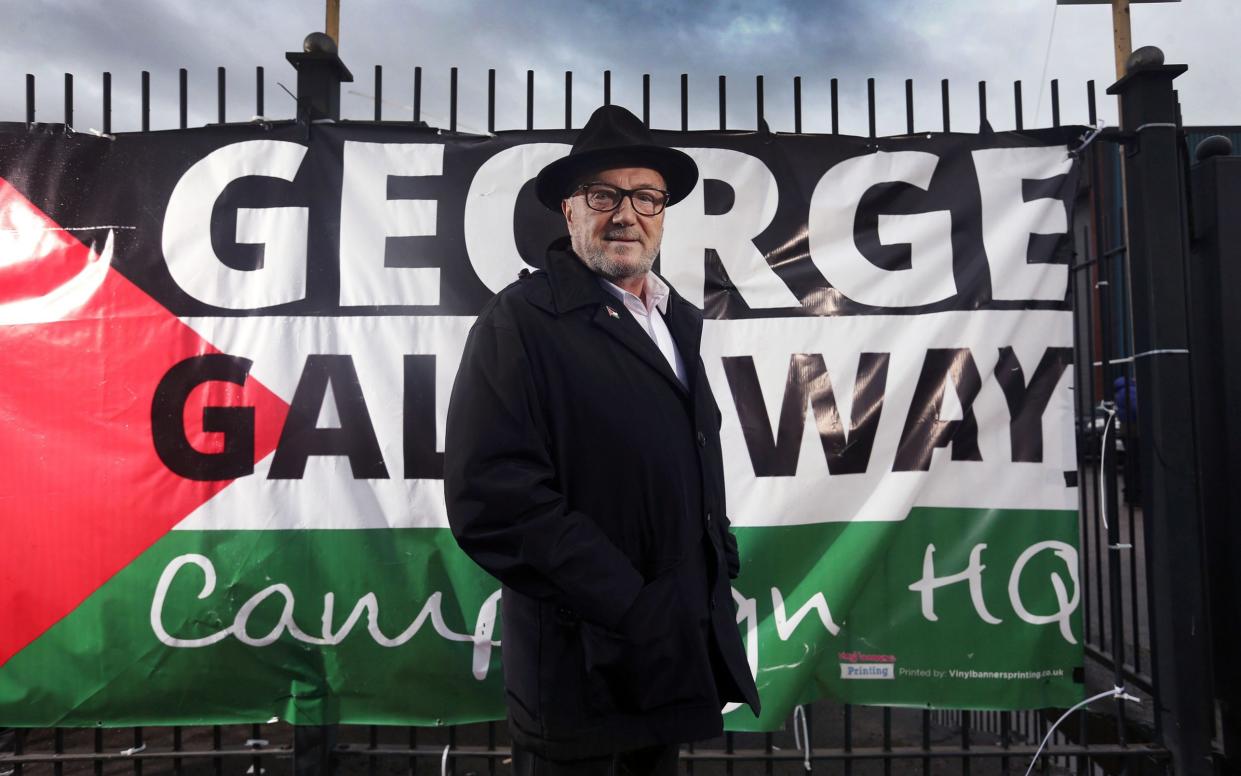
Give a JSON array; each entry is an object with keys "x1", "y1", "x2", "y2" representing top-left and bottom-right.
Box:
[{"x1": 599, "y1": 273, "x2": 689, "y2": 389}]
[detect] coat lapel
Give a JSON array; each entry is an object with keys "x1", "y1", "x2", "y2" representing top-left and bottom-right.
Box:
[
  {"x1": 589, "y1": 304, "x2": 689, "y2": 397},
  {"x1": 543, "y1": 240, "x2": 691, "y2": 398},
  {"x1": 663, "y1": 293, "x2": 703, "y2": 376}
]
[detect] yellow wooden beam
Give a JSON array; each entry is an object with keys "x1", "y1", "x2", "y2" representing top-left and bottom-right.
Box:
[
  {"x1": 326, "y1": 0, "x2": 341, "y2": 46},
  {"x1": 1112, "y1": 0, "x2": 1133, "y2": 78}
]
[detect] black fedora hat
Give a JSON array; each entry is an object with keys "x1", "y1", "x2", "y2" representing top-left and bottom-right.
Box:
[{"x1": 535, "y1": 105, "x2": 699, "y2": 211}]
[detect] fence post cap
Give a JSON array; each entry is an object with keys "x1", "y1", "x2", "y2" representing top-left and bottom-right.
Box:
[
  {"x1": 1126, "y1": 45, "x2": 1165, "y2": 72},
  {"x1": 1195, "y1": 135, "x2": 1233, "y2": 161},
  {"x1": 1105, "y1": 51, "x2": 1186, "y2": 96},
  {"x1": 303, "y1": 32, "x2": 337, "y2": 55}
]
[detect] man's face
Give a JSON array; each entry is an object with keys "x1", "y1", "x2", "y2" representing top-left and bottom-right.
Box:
[{"x1": 561, "y1": 166, "x2": 666, "y2": 283}]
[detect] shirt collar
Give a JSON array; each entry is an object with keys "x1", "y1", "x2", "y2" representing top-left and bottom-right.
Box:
[{"x1": 598, "y1": 272, "x2": 671, "y2": 315}]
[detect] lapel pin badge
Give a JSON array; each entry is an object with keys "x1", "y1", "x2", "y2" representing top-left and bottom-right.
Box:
[{"x1": 605, "y1": 305, "x2": 620, "y2": 319}]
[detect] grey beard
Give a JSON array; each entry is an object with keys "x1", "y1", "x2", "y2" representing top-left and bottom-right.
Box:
[{"x1": 571, "y1": 236, "x2": 658, "y2": 282}]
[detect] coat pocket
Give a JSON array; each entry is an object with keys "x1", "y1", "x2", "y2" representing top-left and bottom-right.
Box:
[{"x1": 579, "y1": 572, "x2": 714, "y2": 714}]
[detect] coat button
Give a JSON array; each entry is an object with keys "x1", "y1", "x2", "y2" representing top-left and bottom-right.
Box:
[
  {"x1": 706, "y1": 511, "x2": 713, "y2": 526},
  {"x1": 697, "y1": 431, "x2": 706, "y2": 447}
]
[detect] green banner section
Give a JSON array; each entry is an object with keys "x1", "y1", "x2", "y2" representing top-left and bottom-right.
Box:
[
  {"x1": 744, "y1": 508, "x2": 1082, "y2": 717},
  {"x1": 0, "y1": 508, "x2": 1080, "y2": 729}
]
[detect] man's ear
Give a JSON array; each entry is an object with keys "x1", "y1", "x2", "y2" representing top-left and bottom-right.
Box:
[{"x1": 561, "y1": 197, "x2": 574, "y2": 226}]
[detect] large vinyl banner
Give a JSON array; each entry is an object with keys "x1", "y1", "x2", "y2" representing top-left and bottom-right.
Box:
[{"x1": 0, "y1": 121, "x2": 1084, "y2": 729}]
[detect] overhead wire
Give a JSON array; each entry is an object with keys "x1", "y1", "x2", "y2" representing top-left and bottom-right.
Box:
[{"x1": 1034, "y1": 2, "x2": 1060, "y2": 127}]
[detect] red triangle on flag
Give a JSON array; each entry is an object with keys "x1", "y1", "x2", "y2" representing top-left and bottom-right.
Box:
[{"x1": 0, "y1": 177, "x2": 290, "y2": 668}]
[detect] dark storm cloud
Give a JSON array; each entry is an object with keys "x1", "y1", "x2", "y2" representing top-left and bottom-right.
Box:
[
  {"x1": 5, "y1": 1, "x2": 319, "y2": 130},
  {"x1": 1, "y1": 0, "x2": 1236, "y2": 134},
  {"x1": 343, "y1": 0, "x2": 982, "y2": 134},
  {"x1": 0, "y1": 0, "x2": 975, "y2": 134}
]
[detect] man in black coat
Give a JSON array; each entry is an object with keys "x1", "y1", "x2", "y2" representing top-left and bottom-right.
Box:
[{"x1": 444, "y1": 105, "x2": 760, "y2": 775}]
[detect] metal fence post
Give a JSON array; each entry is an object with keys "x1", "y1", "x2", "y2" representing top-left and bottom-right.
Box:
[
  {"x1": 1189, "y1": 136, "x2": 1241, "y2": 770},
  {"x1": 1106, "y1": 47, "x2": 1216, "y2": 776},
  {"x1": 293, "y1": 724, "x2": 335, "y2": 776},
  {"x1": 285, "y1": 36, "x2": 349, "y2": 771},
  {"x1": 285, "y1": 31, "x2": 353, "y2": 122}
]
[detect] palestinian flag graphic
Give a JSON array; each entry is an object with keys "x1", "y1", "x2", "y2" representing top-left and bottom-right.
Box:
[
  {"x1": 0, "y1": 129, "x2": 508, "y2": 726},
  {"x1": 1, "y1": 123, "x2": 1084, "y2": 729}
]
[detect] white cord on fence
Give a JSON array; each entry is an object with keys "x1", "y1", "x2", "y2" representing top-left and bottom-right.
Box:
[
  {"x1": 1069, "y1": 119, "x2": 1106, "y2": 158},
  {"x1": 0, "y1": 225, "x2": 135, "y2": 234},
  {"x1": 441, "y1": 743, "x2": 450, "y2": 776},
  {"x1": 119, "y1": 743, "x2": 146, "y2": 756},
  {"x1": 1098, "y1": 403, "x2": 1117, "y2": 533},
  {"x1": 1094, "y1": 348, "x2": 1189, "y2": 367},
  {"x1": 792, "y1": 704, "x2": 811, "y2": 772},
  {"x1": 1023, "y1": 685, "x2": 1140, "y2": 776}
]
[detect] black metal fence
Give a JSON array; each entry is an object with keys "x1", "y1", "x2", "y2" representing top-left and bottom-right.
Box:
[
  {"x1": 22, "y1": 60, "x2": 1096, "y2": 136},
  {"x1": 3, "y1": 41, "x2": 1235, "y2": 776}
]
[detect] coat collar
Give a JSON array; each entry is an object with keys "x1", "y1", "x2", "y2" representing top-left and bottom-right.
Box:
[
  {"x1": 540, "y1": 237, "x2": 703, "y2": 397},
  {"x1": 543, "y1": 236, "x2": 611, "y2": 314}
]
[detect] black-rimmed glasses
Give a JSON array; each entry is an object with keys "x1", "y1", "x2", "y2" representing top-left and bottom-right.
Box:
[{"x1": 573, "y1": 182, "x2": 670, "y2": 216}]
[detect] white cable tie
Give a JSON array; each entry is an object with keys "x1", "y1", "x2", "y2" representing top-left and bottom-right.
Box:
[
  {"x1": 1069, "y1": 120, "x2": 1106, "y2": 158},
  {"x1": 1117, "y1": 687, "x2": 1143, "y2": 704},
  {"x1": 1133, "y1": 122, "x2": 1178, "y2": 133},
  {"x1": 792, "y1": 704, "x2": 812, "y2": 771},
  {"x1": 441, "y1": 744, "x2": 450, "y2": 776},
  {"x1": 1096, "y1": 348, "x2": 1189, "y2": 366},
  {"x1": 1098, "y1": 403, "x2": 1117, "y2": 532},
  {"x1": 245, "y1": 738, "x2": 269, "y2": 748},
  {"x1": 1134, "y1": 348, "x2": 1189, "y2": 360},
  {"x1": 1109, "y1": 543, "x2": 1133, "y2": 550},
  {"x1": 1023, "y1": 685, "x2": 1140, "y2": 776},
  {"x1": 85, "y1": 128, "x2": 116, "y2": 140},
  {"x1": 119, "y1": 743, "x2": 147, "y2": 756}
]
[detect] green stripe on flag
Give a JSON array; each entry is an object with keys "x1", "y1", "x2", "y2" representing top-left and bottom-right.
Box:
[{"x1": 0, "y1": 508, "x2": 1081, "y2": 728}]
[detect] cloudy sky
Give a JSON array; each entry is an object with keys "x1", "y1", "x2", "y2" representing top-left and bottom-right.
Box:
[{"x1": 4, "y1": 0, "x2": 1237, "y2": 136}]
